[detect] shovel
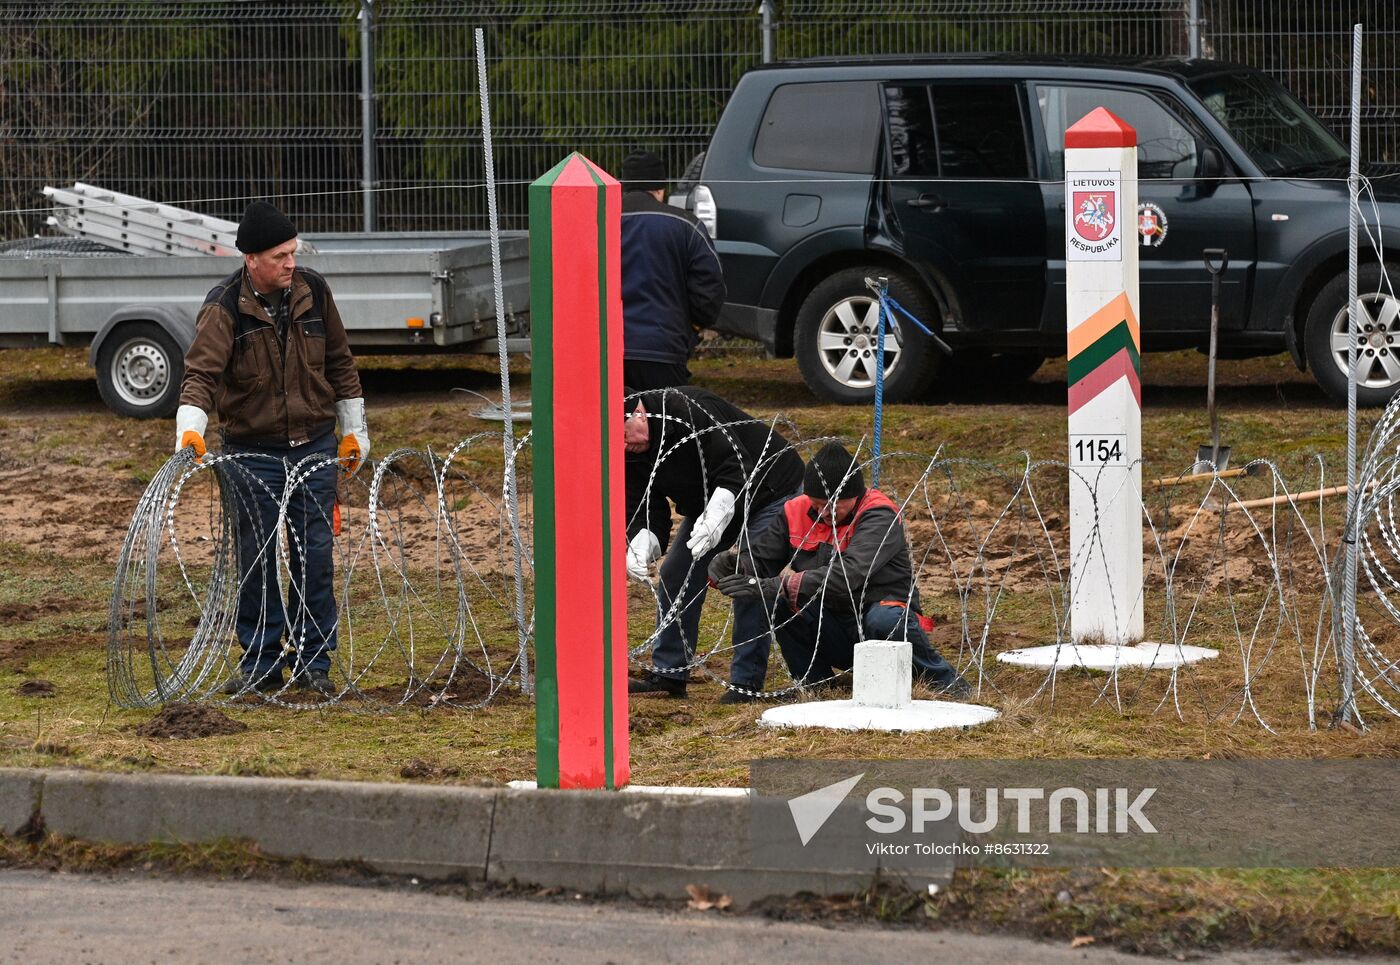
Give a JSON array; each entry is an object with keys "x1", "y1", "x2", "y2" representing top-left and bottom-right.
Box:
[{"x1": 1196, "y1": 248, "x2": 1231, "y2": 472}]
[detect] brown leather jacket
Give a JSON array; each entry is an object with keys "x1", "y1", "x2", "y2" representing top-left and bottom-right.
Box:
[{"x1": 179, "y1": 267, "x2": 362, "y2": 446}]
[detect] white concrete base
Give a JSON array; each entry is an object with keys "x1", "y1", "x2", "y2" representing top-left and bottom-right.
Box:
[
  {"x1": 506, "y1": 780, "x2": 749, "y2": 797},
  {"x1": 996, "y1": 641, "x2": 1220, "y2": 670},
  {"x1": 759, "y1": 699, "x2": 999, "y2": 732}
]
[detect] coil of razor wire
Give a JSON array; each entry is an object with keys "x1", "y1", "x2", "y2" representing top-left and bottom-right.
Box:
[
  {"x1": 108, "y1": 413, "x2": 1395, "y2": 729},
  {"x1": 108, "y1": 435, "x2": 531, "y2": 710}
]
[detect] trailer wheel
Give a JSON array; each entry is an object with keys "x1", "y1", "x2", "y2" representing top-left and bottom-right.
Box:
[{"x1": 95, "y1": 322, "x2": 183, "y2": 419}]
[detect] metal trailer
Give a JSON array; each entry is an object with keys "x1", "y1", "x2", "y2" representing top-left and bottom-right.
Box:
[{"x1": 0, "y1": 231, "x2": 530, "y2": 418}]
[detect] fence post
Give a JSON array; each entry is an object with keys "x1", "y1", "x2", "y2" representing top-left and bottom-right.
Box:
[
  {"x1": 1340, "y1": 23, "x2": 1363, "y2": 727},
  {"x1": 529, "y1": 153, "x2": 630, "y2": 789},
  {"x1": 759, "y1": 0, "x2": 775, "y2": 63},
  {"x1": 359, "y1": 0, "x2": 377, "y2": 231},
  {"x1": 1187, "y1": 0, "x2": 1201, "y2": 58}
]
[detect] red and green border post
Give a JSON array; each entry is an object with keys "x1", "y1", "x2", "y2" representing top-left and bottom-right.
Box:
[{"x1": 530, "y1": 153, "x2": 630, "y2": 789}]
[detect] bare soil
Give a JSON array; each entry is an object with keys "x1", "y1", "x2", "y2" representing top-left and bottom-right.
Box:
[
  {"x1": 14, "y1": 680, "x2": 55, "y2": 698},
  {"x1": 0, "y1": 634, "x2": 105, "y2": 673},
  {"x1": 133, "y1": 703, "x2": 248, "y2": 739}
]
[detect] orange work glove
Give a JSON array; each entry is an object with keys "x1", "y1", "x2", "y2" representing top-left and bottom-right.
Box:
[
  {"x1": 175, "y1": 404, "x2": 208, "y2": 461},
  {"x1": 335, "y1": 397, "x2": 370, "y2": 476}
]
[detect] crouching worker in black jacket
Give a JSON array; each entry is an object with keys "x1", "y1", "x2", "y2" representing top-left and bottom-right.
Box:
[
  {"x1": 624, "y1": 386, "x2": 805, "y2": 703},
  {"x1": 709, "y1": 442, "x2": 969, "y2": 698}
]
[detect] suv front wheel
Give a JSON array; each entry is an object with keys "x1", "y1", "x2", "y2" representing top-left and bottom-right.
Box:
[
  {"x1": 1303, "y1": 264, "x2": 1400, "y2": 407},
  {"x1": 794, "y1": 268, "x2": 941, "y2": 404}
]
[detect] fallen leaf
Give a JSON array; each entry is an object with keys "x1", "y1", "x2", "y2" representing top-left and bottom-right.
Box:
[
  {"x1": 685, "y1": 883, "x2": 733, "y2": 911},
  {"x1": 1071, "y1": 936, "x2": 1096, "y2": 949}
]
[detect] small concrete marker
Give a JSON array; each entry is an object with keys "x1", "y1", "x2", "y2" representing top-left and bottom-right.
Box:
[
  {"x1": 852, "y1": 640, "x2": 911, "y2": 709},
  {"x1": 761, "y1": 639, "x2": 998, "y2": 732}
]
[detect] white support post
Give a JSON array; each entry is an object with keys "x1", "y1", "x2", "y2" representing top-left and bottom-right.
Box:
[
  {"x1": 996, "y1": 107, "x2": 1216, "y2": 673},
  {"x1": 1062, "y1": 108, "x2": 1144, "y2": 646}
]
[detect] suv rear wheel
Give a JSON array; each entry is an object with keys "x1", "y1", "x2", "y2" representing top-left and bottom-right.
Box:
[
  {"x1": 1303, "y1": 264, "x2": 1400, "y2": 407},
  {"x1": 794, "y1": 267, "x2": 940, "y2": 404}
]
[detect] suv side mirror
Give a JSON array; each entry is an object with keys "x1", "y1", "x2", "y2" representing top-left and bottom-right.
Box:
[
  {"x1": 1192, "y1": 146, "x2": 1226, "y2": 198},
  {"x1": 1198, "y1": 146, "x2": 1225, "y2": 179},
  {"x1": 1198, "y1": 144, "x2": 1220, "y2": 178}
]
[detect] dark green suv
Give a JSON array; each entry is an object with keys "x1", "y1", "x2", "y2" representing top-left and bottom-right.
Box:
[{"x1": 691, "y1": 55, "x2": 1399, "y2": 405}]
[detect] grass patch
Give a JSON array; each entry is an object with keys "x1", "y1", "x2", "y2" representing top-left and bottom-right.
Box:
[{"x1": 753, "y1": 866, "x2": 1400, "y2": 955}]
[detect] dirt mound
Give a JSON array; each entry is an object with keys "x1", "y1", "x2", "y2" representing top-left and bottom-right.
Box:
[
  {"x1": 629, "y1": 706, "x2": 694, "y2": 734},
  {"x1": 399, "y1": 758, "x2": 460, "y2": 779},
  {"x1": 134, "y1": 702, "x2": 248, "y2": 739},
  {"x1": 0, "y1": 596, "x2": 89, "y2": 626},
  {"x1": 15, "y1": 679, "x2": 55, "y2": 697},
  {"x1": 0, "y1": 632, "x2": 105, "y2": 671},
  {"x1": 353, "y1": 669, "x2": 499, "y2": 707}
]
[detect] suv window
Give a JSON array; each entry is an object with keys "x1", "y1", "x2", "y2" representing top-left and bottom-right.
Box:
[
  {"x1": 1190, "y1": 71, "x2": 1347, "y2": 175},
  {"x1": 1037, "y1": 85, "x2": 1199, "y2": 180},
  {"x1": 754, "y1": 81, "x2": 879, "y2": 174},
  {"x1": 885, "y1": 84, "x2": 1030, "y2": 179}
]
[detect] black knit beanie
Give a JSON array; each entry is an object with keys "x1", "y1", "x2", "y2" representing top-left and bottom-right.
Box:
[
  {"x1": 620, "y1": 151, "x2": 667, "y2": 191},
  {"x1": 236, "y1": 201, "x2": 297, "y2": 254},
  {"x1": 804, "y1": 442, "x2": 866, "y2": 501}
]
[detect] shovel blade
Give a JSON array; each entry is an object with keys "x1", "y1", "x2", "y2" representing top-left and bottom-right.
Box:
[{"x1": 1194, "y1": 444, "x2": 1231, "y2": 473}]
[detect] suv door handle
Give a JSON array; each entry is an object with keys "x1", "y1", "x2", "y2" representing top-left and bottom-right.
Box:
[{"x1": 906, "y1": 193, "x2": 947, "y2": 211}]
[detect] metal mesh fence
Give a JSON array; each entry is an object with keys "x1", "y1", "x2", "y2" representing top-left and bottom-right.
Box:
[
  {"x1": 1204, "y1": 1, "x2": 1398, "y2": 166},
  {"x1": 0, "y1": 0, "x2": 1394, "y2": 237},
  {"x1": 773, "y1": 0, "x2": 1191, "y2": 59}
]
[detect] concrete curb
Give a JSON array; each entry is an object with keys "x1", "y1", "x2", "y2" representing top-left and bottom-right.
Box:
[{"x1": 0, "y1": 768, "x2": 929, "y2": 905}]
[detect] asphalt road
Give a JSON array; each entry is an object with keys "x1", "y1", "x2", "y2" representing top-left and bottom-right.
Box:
[{"x1": 0, "y1": 869, "x2": 1380, "y2": 964}]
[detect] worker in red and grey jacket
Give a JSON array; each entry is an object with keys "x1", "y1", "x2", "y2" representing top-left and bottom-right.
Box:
[{"x1": 709, "y1": 441, "x2": 968, "y2": 697}]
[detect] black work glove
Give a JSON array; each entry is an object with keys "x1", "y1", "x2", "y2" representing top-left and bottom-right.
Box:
[
  {"x1": 705, "y1": 549, "x2": 752, "y2": 585},
  {"x1": 715, "y1": 572, "x2": 783, "y2": 602}
]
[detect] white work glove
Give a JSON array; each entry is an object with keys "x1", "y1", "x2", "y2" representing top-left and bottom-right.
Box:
[
  {"x1": 335, "y1": 397, "x2": 370, "y2": 475},
  {"x1": 175, "y1": 404, "x2": 208, "y2": 460},
  {"x1": 626, "y1": 530, "x2": 661, "y2": 582},
  {"x1": 685, "y1": 486, "x2": 737, "y2": 558}
]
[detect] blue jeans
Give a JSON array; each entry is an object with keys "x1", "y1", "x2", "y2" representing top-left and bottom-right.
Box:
[
  {"x1": 224, "y1": 431, "x2": 339, "y2": 679},
  {"x1": 774, "y1": 600, "x2": 961, "y2": 689},
  {"x1": 650, "y1": 490, "x2": 796, "y2": 690}
]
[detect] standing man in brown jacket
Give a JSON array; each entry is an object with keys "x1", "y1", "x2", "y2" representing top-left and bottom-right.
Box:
[{"x1": 175, "y1": 201, "x2": 369, "y2": 698}]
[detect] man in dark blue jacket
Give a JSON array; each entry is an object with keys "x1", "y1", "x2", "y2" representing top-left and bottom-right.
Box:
[{"x1": 620, "y1": 151, "x2": 726, "y2": 392}]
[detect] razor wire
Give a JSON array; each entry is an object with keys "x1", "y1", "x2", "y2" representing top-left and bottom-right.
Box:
[
  {"x1": 107, "y1": 398, "x2": 1400, "y2": 730},
  {"x1": 108, "y1": 437, "x2": 529, "y2": 710}
]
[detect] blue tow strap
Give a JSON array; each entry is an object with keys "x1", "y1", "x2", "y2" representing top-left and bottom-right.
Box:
[
  {"x1": 870, "y1": 285, "x2": 933, "y2": 489},
  {"x1": 873, "y1": 282, "x2": 888, "y2": 488}
]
